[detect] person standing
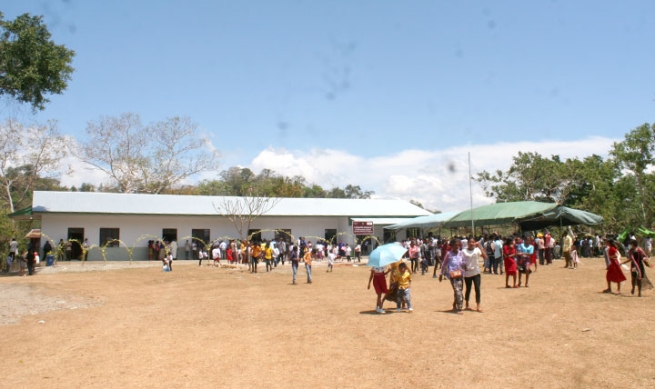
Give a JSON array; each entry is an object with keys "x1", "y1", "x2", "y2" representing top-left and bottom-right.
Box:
[
  {"x1": 9, "y1": 238, "x2": 19, "y2": 261},
  {"x1": 503, "y1": 238, "x2": 518, "y2": 288},
  {"x1": 603, "y1": 239, "x2": 626, "y2": 294},
  {"x1": 644, "y1": 236, "x2": 653, "y2": 258},
  {"x1": 354, "y1": 242, "x2": 362, "y2": 262},
  {"x1": 168, "y1": 239, "x2": 177, "y2": 262},
  {"x1": 82, "y1": 239, "x2": 90, "y2": 261},
  {"x1": 264, "y1": 242, "x2": 274, "y2": 272},
  {"x1": 251, "y1": 242, "x2": 261, "y2": 273},
  {"x1": 439, "y1": 239, "x2": 465, "y2": 314},
  {"x1": 289, "y1": 244, "x2": 299, "y2": 284},
  {"x1": 191, "y1": 240, "x2": 198, "y2": 260},
  {"x1": 494, "y1": 234, "x2": 504, "y2": 275},
  {"x1": 64, "y1": 239, "x2": 72, "y2": 261},
  {"x1": 518, "y1": 236, "x2": 534, "y2": 287},
  {"x1": 562, "y1": 232, "x2": 573, "y2": 268},
  {"x1": 624, "y1": 239, "x2": 652, "y2": 297},
  {"x1": 544, "y1": 231, "x2": 553, "y2": 265},
  {"x1": 408, "y1": 241, "x2": 420, "y2": 274},
  {"x1": 368, "y1": 265, "x2": 390, "y2": 314},
  {"x1": 395, "y1": 263, "x2": 413, "y2": 312},
  {"x1": 184, "y1": 240, "x2": 191, "y2": 260},
  {"x1": 461, "y1": 238, "x2": 487, "y2": 312},
  {"x1": 303, "y1": 246, "x2": 315, "y2": 284}
]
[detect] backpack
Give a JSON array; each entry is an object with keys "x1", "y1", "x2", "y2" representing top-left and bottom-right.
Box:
[{"x1": 485, "y1": 241, "x2": 495, "y2": 258}]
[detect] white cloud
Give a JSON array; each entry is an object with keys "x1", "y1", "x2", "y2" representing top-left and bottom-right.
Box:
[
  {"x1": 56, "y1": 136, "x2": 618, "y2": 212},
  {"x1": 247, "y1": 136, "x2": 618, "y2": 213}
]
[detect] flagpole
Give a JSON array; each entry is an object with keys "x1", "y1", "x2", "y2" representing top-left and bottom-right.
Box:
[{"x1": 469, "y1": 151, "x2": 474, "y2": 234}]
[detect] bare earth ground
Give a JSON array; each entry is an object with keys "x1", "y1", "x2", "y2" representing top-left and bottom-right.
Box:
[{"x1": 1, "y1": 257, "x2": 654, "y2": 389}]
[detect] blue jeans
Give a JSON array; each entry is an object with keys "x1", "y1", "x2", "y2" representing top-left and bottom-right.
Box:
[
  {"x1": 291, "y1": 261, "x2": 298, "y2": 283},
  {"x1": 305, "y1": 263, "x2": 312, "y2": 282},
  {"x1": 492, "y1": 255, "x2": 503, "y2": 274},
  {"x1": 396, "y1": 288, "x2": 412, "y2": 309}
]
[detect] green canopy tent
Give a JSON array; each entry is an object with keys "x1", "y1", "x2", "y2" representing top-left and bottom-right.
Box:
[
  {"x1": 384, "y1": 212, "x2": 458, "y2": 230},
  {"x1": 517, "y1": 206, "x2": 603, "y2": 231},
  {"x1": 442, "y1": 201, "x2": 556, "y2": 229},
  {"x1": 442, "y1": 201, "x2": 603, "y2": 231}
]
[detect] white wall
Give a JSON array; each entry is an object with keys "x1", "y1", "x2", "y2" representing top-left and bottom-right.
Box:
[{"x1": 40, "y1": 214, "x2": 371, "y2": 260}]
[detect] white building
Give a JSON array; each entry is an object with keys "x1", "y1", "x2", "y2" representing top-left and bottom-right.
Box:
[{"x1": 16, "y1": 191, "x2": 432, "y2": 260}]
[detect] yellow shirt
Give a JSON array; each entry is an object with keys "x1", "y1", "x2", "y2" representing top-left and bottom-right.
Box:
[
  {"x1": 303, "y1": 251, "x2": 313, "y2": 265},
  {"x1": 252, "y1": 246, "x2": 261, "y2": 258},
  {"x1": 397, "y1": 270, "x2": 411, "y2": 290},
  {"x1": 264, "y1": 247, "x2": 273, "y2": 260}
]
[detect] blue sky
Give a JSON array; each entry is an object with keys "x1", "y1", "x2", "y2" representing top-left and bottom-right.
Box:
[{"x1": 2, "y1": 1, "x2": 654, "y2": 212}]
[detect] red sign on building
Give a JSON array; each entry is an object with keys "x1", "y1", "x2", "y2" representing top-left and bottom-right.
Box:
[{"x1": 352, "y1": 221, "x2": 374, "y2": 235}]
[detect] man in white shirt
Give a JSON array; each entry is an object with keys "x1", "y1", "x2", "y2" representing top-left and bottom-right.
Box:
[{"x1": 9, "y1": 238, "x2": 19, "y2": 260}]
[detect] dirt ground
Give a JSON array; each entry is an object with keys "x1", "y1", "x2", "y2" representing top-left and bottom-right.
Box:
[{"x1": 1, "y1": 256, "x2": 653, "y2": 389}]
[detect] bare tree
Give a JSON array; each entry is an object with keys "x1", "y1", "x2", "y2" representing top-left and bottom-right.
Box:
[
  {"x1": 75, "y1": 113, "x2": 220, "y2": 193},
  {"x1": 214, "y1": 192, "x2": 281, "y2": 240},
  {"x1": 0, "y1": 119, "x2": 67, "y2": 213}
]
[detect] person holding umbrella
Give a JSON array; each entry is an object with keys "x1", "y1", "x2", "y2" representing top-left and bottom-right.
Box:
[
  {"x1": 368, "y1": 265, "x2": 390, "y2": 313},
  {"x1": 367, "y1": 243, "x2": 408, "y2": 313}
]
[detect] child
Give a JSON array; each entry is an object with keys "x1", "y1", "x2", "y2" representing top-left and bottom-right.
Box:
[
  {"x1": 327, "y1": 247, "x2": 335, "y2": 272},
  {"x1": 395, "y1": 263, "x2": 413, "y2": 312},
  {"x1": 303, "y1": 247, "x2": 315, "y2": 284},
  {"x1": 20, "y1": 251, "x2": 28, "y2": 276},
  {"x1": 571, "y1": 242, "x2": 580, "y2": 270}
]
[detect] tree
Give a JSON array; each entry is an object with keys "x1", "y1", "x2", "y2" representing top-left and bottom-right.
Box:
[
  {"x1": 0, "y1": 120, "x2": 68, "y2": 213},
  {"x1": 75, "y1": 113, "x2": 220, "y2": 194},
  {"x1": 610, "y1": 123, "x2": 655, "y2": 225},
  {"x1": 477, "y1": 152, "x2": 568, "y2": 204},
  {"x1": 213, "y1": 191, "x2": 281, "y2": 241},
  {"x1": 0, "y1": 12, "x2": 75, "y2": 111}
]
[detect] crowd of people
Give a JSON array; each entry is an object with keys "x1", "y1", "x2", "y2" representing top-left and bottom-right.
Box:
[{"x1": 366, "y1": 230, "x2": 654, "y2": 314}]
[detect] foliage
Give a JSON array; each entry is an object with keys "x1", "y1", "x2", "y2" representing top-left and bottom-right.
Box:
[
  {"x1": 75, "y1": 113, "x2": 221, "y2": 194},
  {"x1": 198, "y1": 167, "x2": 373, "y2": 199},
  {"x1": 477, "y1": 123, "x2": 655, "y2": 232},
  {"x1": 0, "y1": 12, "x2": 75, "y2": 111},
  {"x1": 609, "y1": 123, "x2": 655, "y2": 225},
  {"x1": 0, "y1": 120, "x2": 68, "y2": 213}
]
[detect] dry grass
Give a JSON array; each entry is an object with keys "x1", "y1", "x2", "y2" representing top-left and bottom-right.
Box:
[{"x1": 0, "y1": 257, "x2": 653, "y2": 389}]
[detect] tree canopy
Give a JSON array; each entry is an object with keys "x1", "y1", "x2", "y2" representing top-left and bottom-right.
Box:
[
  {"x1": 477, "y1": 123, "x2": 655, "y2": 232},
  {"x1": 0, "y1": 12, "x2": 75, "y2": 111}
]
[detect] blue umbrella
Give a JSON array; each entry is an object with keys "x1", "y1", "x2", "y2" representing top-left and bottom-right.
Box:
[{"x1": 367, "y1": 243, "x2": 407, "y2": 267}]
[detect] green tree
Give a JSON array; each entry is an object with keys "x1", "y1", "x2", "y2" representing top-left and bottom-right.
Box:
[
  {"x1": 609, "y1": 123, "x2": 655, "y2": 226},
  {"x1": 477, "y1": 152, "x2": 566, "y2": 203},
  {"x1": 0, "y1": 12, "x2": 75, "y2": 111}
]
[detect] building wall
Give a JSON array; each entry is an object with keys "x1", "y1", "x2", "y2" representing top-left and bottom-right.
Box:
[{"x1": 40, "y1": 214, "x2": 374, "y2": 261}]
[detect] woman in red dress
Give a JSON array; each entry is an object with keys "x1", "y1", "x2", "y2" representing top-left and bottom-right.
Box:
[
  {"x1": 603, "y1": 239, "x2": 626, "y2": 294},
  {"x1": 503, "y1": 237, "x2": 518, "y2": 288}
]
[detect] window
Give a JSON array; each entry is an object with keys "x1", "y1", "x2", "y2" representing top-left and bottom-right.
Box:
[
  {"x1": 162, "y1": 228, "x2": 177, "y2": 242},
  {"x1": 192, "y1": 229, "x2": 210, "y2": 244},
  {"x1": 100, "y1": 228, "x2": 120, "y2": 247},
  {"x1": 275, "y1": 228, "x2": 292, "y2": 241}
]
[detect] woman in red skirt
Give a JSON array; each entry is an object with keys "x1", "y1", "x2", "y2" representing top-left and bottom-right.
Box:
[
  {"x1": 603, "y1": 239, "x2": 626, "y2": 294},
  {"x1": 368, "y1": 266, "x2": 390, "y2": 314},
  {"x1": 503, "y1": 237, "x2": 518, "y2": 288}
]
